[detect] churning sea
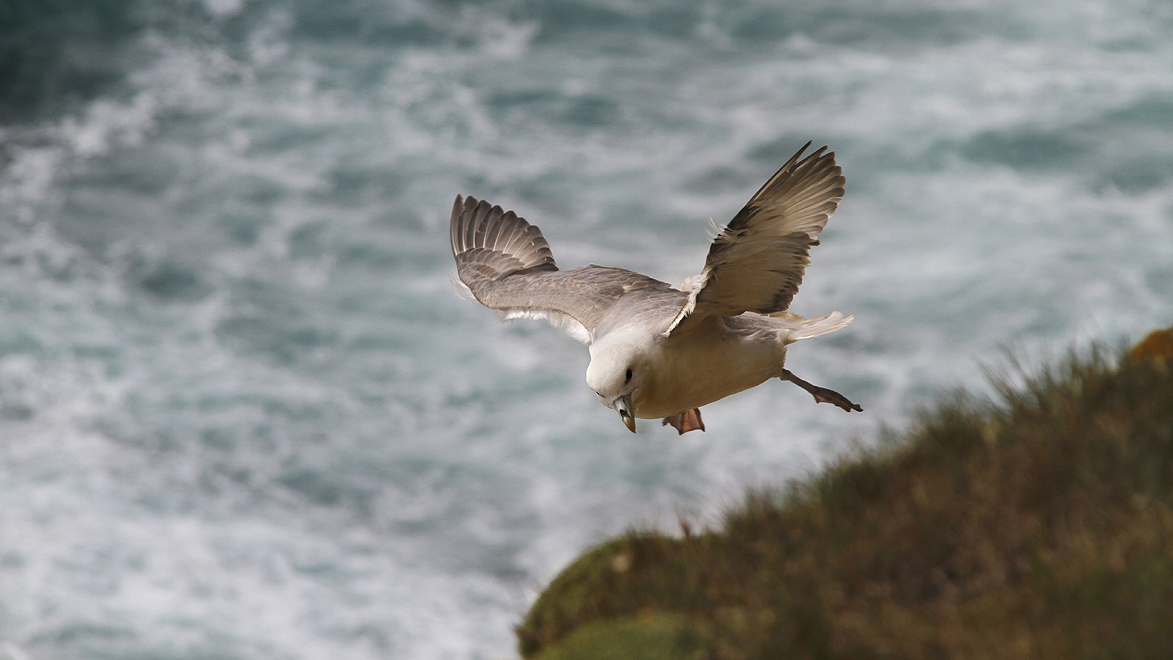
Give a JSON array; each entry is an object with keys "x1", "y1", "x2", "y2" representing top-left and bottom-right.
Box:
[{"x1": 0, "y1": 0, "x2": 1171, "y2": 658}]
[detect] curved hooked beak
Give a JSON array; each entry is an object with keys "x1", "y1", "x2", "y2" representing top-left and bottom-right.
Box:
[{"x1": 614, "y1": 394, "x2": 636, "y2": 433}]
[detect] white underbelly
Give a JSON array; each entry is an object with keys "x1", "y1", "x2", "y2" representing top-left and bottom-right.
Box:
[{"x1": 633, "y1": 326, "x2": 786, "y2": 419}]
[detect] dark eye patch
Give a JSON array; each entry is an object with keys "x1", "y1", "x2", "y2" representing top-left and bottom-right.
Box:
[{"x1": 625, "y1": 368, "x2": 633, "y2": 381}]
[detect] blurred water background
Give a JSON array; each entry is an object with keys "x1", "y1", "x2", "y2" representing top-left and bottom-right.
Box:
[{"x1": 0, "y1": 0, "x2": 1170, "y2": 658}]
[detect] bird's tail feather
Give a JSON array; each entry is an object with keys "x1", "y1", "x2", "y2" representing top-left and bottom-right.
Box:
[{"x1": 769, "y1": 310, "x2": 853, "y2": 343}]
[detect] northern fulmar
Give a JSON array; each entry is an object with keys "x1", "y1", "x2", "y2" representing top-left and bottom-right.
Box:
[{"x1": 450, "y1": 142, "x2": 861, "y2": 434}]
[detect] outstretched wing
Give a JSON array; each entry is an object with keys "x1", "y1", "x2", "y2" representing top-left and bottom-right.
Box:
[
  {"x1": 450, "y1": 195, "x2": 670, "y2": 343},
  {"x1": 665, "y1": 142, "x2": 844, "y2": 335}
]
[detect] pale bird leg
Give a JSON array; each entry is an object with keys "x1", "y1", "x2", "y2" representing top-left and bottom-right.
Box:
[
  {"x1": 662, "y1": 408, "x2": 706, "y2": 434},
  {"x1": 780, "y1": 369, "x2": 862, "y2": 412}
]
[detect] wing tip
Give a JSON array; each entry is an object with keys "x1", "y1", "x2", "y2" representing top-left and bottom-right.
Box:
[{"x1": 450, "y1": 194, "x2": 558, "y2": 278}]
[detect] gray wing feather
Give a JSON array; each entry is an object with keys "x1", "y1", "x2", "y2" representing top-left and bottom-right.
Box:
[
  {"x1": 450, "y1": 195, "x2": 556, "y2": 273},
  {"x1": 666, "y1": 142, "x2": 844, "y2": 334},
  {"x1": 450, "y1": 195, "x2": 674, "y2": 340}
]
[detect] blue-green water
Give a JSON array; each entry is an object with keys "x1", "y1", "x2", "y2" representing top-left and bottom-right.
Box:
[{"x1": 1, "y1": 0, "x2": 1171, "y2": 657}]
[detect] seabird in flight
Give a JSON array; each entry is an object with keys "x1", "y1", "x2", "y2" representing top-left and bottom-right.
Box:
[{"x1": 450, "y1": 142, "x2": 861, "y2": 434}]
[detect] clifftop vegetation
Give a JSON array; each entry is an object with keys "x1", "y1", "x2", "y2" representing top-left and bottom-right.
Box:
[{"x1": 519, "y1": 328, "x2": 1173, "y2": 660}]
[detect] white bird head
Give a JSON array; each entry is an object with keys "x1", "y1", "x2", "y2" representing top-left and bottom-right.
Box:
[{"x1": 585, "y1": 330, "x2": 650, "y2": 433}]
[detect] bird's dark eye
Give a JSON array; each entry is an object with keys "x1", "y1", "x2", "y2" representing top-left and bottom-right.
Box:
[{"x1": 625, "y1": 368, "x2": 633, "y2": 381}]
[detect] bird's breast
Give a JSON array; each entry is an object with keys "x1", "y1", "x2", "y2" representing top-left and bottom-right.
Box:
[{"x1": 634, "y1": 322, "x2": 786, "y2": 418}]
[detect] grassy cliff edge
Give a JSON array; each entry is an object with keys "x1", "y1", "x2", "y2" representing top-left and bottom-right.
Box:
[{"x1": 519, "y1": 328, "x2": 1173, "y2": 660}]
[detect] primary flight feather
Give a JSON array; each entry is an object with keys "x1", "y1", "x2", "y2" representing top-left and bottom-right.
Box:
[{"x1": 451, "y1": 142, "x2": 861, "y2": 434}]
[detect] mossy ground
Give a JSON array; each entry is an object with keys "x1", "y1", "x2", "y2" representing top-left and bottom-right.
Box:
[{"x1": 519, "y1": 329, "x2": 1173, "y2": 659}]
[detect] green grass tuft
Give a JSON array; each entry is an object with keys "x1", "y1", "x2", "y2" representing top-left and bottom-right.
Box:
[{"x1": 518, "y1": 332, "x2": 1173, "y2": 659}]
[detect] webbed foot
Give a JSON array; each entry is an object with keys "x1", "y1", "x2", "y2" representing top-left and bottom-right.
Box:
[
  {"x1": 780, "y1": 369, "x2": 862, "y2": 412},
  {"x1": 663, "y1": 408, "x2": 706, "y2": 434}
]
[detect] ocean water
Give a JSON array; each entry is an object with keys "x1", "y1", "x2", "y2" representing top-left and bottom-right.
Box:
[{"x1": 0, "y1": 0, "x2": 1170, "y2": 658}]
